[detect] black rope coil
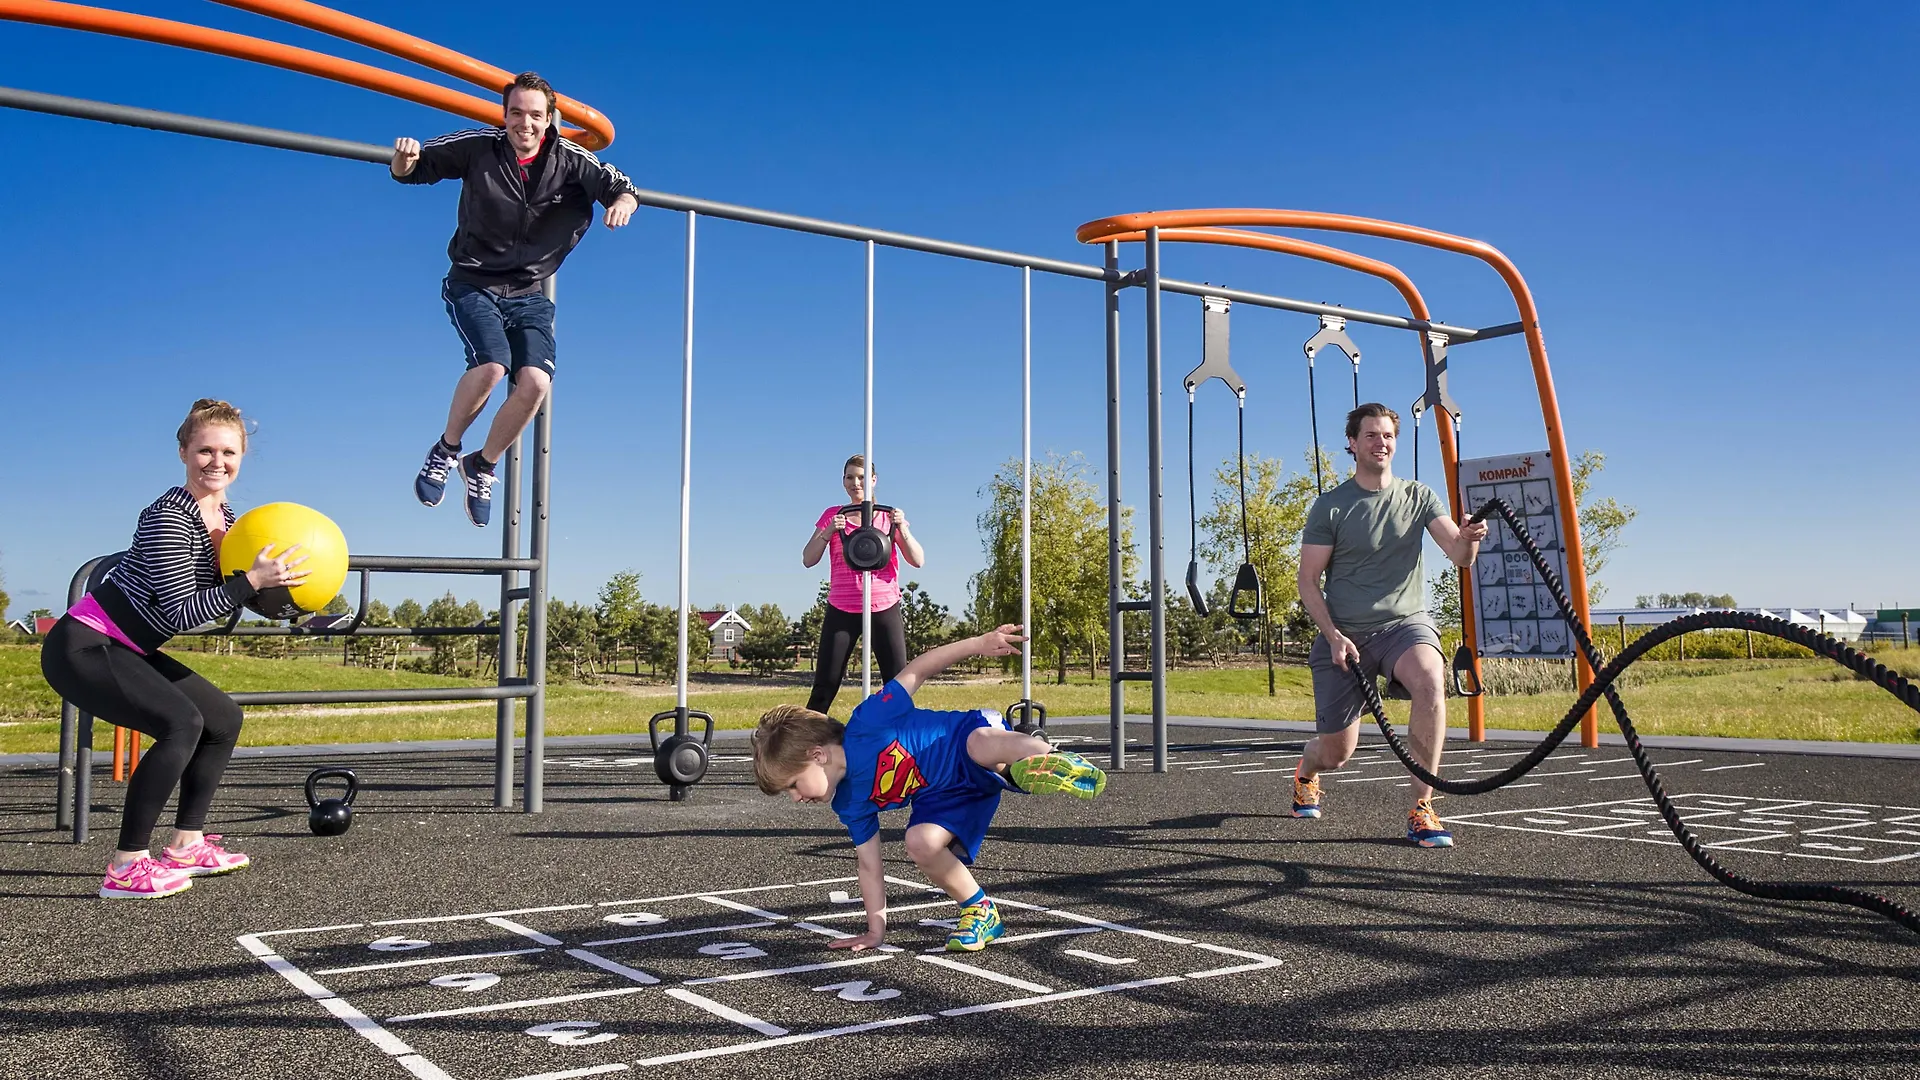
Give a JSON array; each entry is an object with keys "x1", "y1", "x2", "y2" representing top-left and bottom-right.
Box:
[{"x1": 1354, "y1": 497, "x2": 1920, "y2": 937}]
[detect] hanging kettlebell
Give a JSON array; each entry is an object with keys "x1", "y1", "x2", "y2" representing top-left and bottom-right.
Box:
[
  {"x1": 305, "y1": 767, "x2": 359, "y2": 836},
  {"x1": 839, "y1": 502, "x2": 898, "y2": 574}
]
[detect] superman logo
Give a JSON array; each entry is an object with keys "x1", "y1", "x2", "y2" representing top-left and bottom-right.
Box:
[{"x1": 869, "y1": 740, "x2": 925, "y2": 809}]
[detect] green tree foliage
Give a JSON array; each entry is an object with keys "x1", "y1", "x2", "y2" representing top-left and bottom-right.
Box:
[
  {"x1": 640, "y1": 603, "x2": 711, "y2": 678},
  {"x1": 1197, "y1": 448, "x2": 1328, "y2": 692},
  {"x1": 900, "y1": 581, "x2": 958, "y2": 657},
  {"x1": 424, "y1": 592, "x2": 486, "y2": 674},
  {"x1": 544, "y1": 599, "x2": 600, "y2": 679},
  {"x1": 392, "y1": 599, "x2": 424, "y2": 629},
  {"x1": 1571, "y1": 449, "x2": 1637, "y2": 603},
  {"x1": 970, "y1": 452, "x2": 1136, "y2": 682},
  {"x1": 595, "y1": 570, "x2": 645, "y2": 674},
  {"x1": 0, "y1": 553, "x2": 11, "y2": 625},
  {"x1": 796, "y1": 582, "x2": 829, "y2": 655},
  {"x1": 1635, "y1": 591, "x2": 1737, "y2": 610},
  {"x1": 735, "y1": 603, "x2": 795, "y2": 675},
  {"x1": 321, "y1": 594, "x2": 351, "y2": 616}
]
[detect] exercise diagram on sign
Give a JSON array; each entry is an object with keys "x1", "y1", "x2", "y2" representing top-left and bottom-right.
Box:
[
  {"x1": 1458, "y1": 450, "x2": 1573, "y2": 659},
  {"x1": 240, "y1": 876, "x2": 1283, "y2": 1079}
]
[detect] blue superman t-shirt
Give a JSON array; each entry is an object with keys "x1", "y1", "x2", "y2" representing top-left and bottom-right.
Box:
[{"x1": 831, "y1": 681, "x2": 981, "y2": 846}]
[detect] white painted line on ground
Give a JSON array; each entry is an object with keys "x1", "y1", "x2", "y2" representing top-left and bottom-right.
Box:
[
  {"x1": 1588, "y1": 775, "x2": 1644, "y2": 782},
  {"x1": 700, "y1": 895, "x2": 790, "y2": 920},
  {"x1": 248, "y1": 923, "x2": 365, "y2": 938},
  {"x1": 1230, "y1": 769, "x2": 1289, "y2": 776},
  {"x1": 388, "y1": 986, "x2": 646, "y2": 1023},
  {"x1": 583, "y1": 920, "x2": 774, "y2": 947},
  {"x1": 396, "y1": 1054, "x2": 457, "y2": 1079},
  {"x1": 632, "y1": 1014, "x2": 936, "y2": 1067},
  {"x1": 1176, "y1": 761, "x2": 1224, "y2": 768},
  {"x1": 315, "y1": 948, "x2": 544, "y2": 975},
  {"x1": 376, "y1": 904, "x2": 590, "y2": 926},
  {"x1": 565, "y1": 949, "x2": 661, "y2": 985},
  {"x1": 992, "y1": 926, "x2": 1102, "y2": 945},
  {"x1": 1185, "y1": 942, "x2": 1286, "y2": 978},
  {"x1": 239, "y1": 934, "x2": 428, "y2": 1066},
  {"x1": 1650, "y1": 759, "x2": 1704, "y2": 768},
  {"x1": 1336, "y1": 775, "x2": 1421, "y2": 784},
  {"x1": 505, "y1": 1064, "x2": 630, "y2": 1080},
  {"x1": 938, "y1": 976, "x2": 1186, "y2": 1017},
  {"x1": 1504, "y1": 783, "x2": 1542, "y2": 789},
  {"x1": 883, "y1": 875, "x2": 946, "y2": 893},
  {"x1": 487, "y1": 917, "x2": 565, "y2": 945},
  {"x1": 915, "y1": 954, "x2": 1052, "y2": 992},
  {"x1": 805, "y1": 900, "x2": 951, "y2": 921},
  {"x1": 1528, "y1": 769, "x2": 1597, "y2": 778},
  {"x1": 1701, "y1": 762, "x2": 1767, "y2": 772},
  {"x1": 684, "y1": 954, "x2": 894, "y2": 985},
  {"x1": 796, "y1": 876, "x2": 861, "y2": 887},
  {"x1": 598, "y1": 883, "x2": 799, "y2": 907},
  {"x1": 991, "y1": 898, "x2": 1195, "y2": 945},
  {"x1": 1063, "y1": 948, "x2": 1137, "y2": 965},
  {"x1": 663, "y1": 988, "x2": 787, "y2": 1036},
  {"x1": 788, "y1": 921, "x2": 907, "y2": 952}
]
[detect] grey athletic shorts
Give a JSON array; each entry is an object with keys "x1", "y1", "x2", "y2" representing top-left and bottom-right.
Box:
[{"x1": 1309, "y1": 614, "x2": 1444, "y2": 733}]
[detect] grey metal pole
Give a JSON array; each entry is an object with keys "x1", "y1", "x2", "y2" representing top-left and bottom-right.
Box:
[
  {"x1": 0, "y1": 86, "x2": 393, "y2": 164},
  {"x1": 523, "y1": 275, "x2": 556, "y2": 812},
  {"x1": 58, "y1": 558, "x2": 95, "y2": 836},
  {"x1": 1145, "y1": 228, "x2": 1168, "y2": 772},
  {"x1": 494, "y1": 432, "x2": 523, "y2": 808},
  {"x1": 1104, "y1": 242, "x2": 1125, "y2": 771},
  {"x1": 862, "y1": 240, "x2": 875, "y2": 698},
  {"x1": 676, "y1": 213, "x2": 696, "y2": 723},
  {"x1": 1021, "y1": 266, "x2": 1033, "y2": 703}
]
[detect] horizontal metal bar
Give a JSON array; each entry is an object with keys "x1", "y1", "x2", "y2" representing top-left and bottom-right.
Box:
[
  {"x1": 1114, "y1": 671, "x2": 1157, "y2": 683},
  {"x1": 352, "y1": 555, "x2": 542, "y2": 573},
  {"x1": 628, "y1": 187, "x2": 1112, "y2": 282},
  {"x1": 0, "y1": 85, "x2": 391, "y2": 164},
  {"x1": 182, "y1": 624, "x2": 501, "y2": 638},
  {"x1": 1155, "y1": 277, "x2": 1488, "y2": 340},
  {"x1": 1452, "y1": 320, "x2": 1526, "y2": 344},
  {"x1": 231, "y1": 686, "x2": 537, "y2": 706},
  {"x1": 503, "y1": 588, "x2": 532, "y2": 602},
  {"x1": 1115, "y1": 600, "x2": 1153, "y2": 612}
]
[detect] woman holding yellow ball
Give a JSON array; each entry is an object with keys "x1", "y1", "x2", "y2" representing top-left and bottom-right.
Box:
[{"x1": 41, "y1": 399, "x2": 308, "y2": 899}]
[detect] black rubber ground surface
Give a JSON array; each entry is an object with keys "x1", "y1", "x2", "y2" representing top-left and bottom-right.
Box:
[{"x1": 4, "y1": 728, "x2": 1917, "y2": 1080}]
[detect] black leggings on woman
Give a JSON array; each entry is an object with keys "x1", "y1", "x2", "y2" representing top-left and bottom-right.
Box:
[
  {"x1": 41, "y1": 617, "x2": 244, "y2": 852},
  {"x1": 807, "y1": 603, "x2": 908, "y2": 714}
]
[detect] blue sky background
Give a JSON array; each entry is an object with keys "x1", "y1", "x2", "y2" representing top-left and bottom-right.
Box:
[{"x1": 4, "y1": 1, "x2": 1916, "y2": 623}]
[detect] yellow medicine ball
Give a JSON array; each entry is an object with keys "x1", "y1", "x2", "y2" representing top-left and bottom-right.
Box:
[{"x1": 218, "y1": 502, "x2": 350, "y2": 620}]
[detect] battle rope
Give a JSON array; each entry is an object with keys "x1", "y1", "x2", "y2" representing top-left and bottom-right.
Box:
[{"x1": 1354, "y1": 497, "x2": 1920, "y2": 936}]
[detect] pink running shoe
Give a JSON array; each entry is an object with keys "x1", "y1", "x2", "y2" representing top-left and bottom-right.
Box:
[
  {"x1": 158, "y1": 834, "x2": 251, "y2": 877},
  {"x1": 100, "y1": 856, "x2": 194, "y2": 899}
]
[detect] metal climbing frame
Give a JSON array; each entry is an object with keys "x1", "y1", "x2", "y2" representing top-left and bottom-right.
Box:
[{"x1": 1078, "y1": 212, "x2": 1597, "y2": 765}]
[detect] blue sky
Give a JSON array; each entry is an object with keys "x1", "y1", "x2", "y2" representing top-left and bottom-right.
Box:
[{"x1": 4, "y1": 1, "x2": 1916, "y2": 623}]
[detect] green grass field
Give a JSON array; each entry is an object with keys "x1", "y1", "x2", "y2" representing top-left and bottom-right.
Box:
[{"x1": 4, "y1": 642, "x2": 1916, "y2": 753}]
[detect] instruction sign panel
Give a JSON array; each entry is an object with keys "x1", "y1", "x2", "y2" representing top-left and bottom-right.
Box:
[{"x1": 1457, "y1": 451, "x2": 1574, "y2": 659}]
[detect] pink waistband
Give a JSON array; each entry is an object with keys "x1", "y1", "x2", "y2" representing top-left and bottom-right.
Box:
[{"x1": 69, "y1": 594, "x2": 147, "y2": 655}]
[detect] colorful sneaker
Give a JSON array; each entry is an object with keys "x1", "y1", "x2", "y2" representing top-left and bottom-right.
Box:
[
  {"x1": 1407, "y1": 800, "x2": 1454, "y2": 848},
  {"x1": 99, "y1": 856, "x2": 194, "y2": 899},
  {"x1": 945, "y1": 902, "x2": 1005, "y2": 952},
  {"x1": 1291, "y1": 766, "x2": 1323, "y2": 819},
  {"x1": 1008, "y1": 751, "x2": 1106, "y2": 798},
  {"x1": 157, "y1": 834, "x2": 250, "y2": 877},
  {"x1": 458, "y1": 451, "x2": 497, "y2": 527},
  {"x1": 414, "y1": 440, "x2": 459, "y2": 507}
]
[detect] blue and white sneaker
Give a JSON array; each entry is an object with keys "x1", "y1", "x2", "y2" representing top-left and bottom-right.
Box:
[
  {"x1": 945, "y1": 902, "x2": 1005, "y2": 952},
  {"x1": 458, "y1": 451, "x2": 497, "y2": 528},
  {"x1": 414, "y1": 440, "x2": 459, "y2": 507},
  {"x1": 1407, "y1": 800, "x2": 1453, "y2": 848}
]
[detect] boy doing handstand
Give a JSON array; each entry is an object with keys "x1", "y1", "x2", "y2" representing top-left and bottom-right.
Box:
[{"x1": 752, "y1": 625, "x2": 1105, "y2": 953}]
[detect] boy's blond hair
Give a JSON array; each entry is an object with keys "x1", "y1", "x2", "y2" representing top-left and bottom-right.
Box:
[{"x1": 751, "y1": 704, "x2": 845, "y2": 795}]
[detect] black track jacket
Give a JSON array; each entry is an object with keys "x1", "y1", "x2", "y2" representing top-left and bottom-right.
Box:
[{"x1": 394, "y1": 125, "x2": 639, "y2": 291}]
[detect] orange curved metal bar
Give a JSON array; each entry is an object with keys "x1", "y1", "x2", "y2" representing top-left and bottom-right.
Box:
[
  {"x1": 0, "y1": 0, "x2": 611, "y2": 149},
  {"x1": 1085, "y1": 209, "x2": 1590, "y2": 745},
  {"x1": 211, "y1": 0, "x2": 612, "y2": 149}
]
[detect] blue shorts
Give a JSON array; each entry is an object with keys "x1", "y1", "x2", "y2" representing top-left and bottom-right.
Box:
[
  {"x1": 907, "y1": 709, "x2": 1018, "y2": 865},
  {"x1": 443, "y1": 276, "x2": 556, "y2": 382}
]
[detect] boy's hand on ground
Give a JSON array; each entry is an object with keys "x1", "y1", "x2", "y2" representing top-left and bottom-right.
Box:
[
  {"x1": 827, "y1": 928, "x2": 886, "y2": 951},
  {"x1": 977, "y1": 624, "x2": 1027, "y2": 656},
  {"x1": 391, "y1": 137, "x2": 420, "y2": 177}
]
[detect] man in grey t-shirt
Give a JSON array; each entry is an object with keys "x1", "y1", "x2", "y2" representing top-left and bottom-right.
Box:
[{"x1": 1293, "y1": 403, "x2": 1487, "y2": 847}]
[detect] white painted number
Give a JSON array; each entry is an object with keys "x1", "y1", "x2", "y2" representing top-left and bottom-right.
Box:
[
  {"x1": 603, "y1": 911, "x2": 667, "y2": 927},
  {"x1": 697, "y1": 941, "x2": 769, "y2": 961},
  {"x1": 368, "y1": 935, "x2": 431, "y2": 952},
  {"x1": 429, "y1": 972, "x2": 502, "y2": 993},
  {"x1": 525, "y1": 1021, "x2": 619, "y2": 1046},
  {"x1": 812, "y1": 979, "x2": 900, "y2": 1002}
]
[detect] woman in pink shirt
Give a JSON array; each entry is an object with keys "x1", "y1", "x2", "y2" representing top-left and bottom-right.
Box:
[{"x1": 800, "y1": 455, "x2": 925, "y2": 713}]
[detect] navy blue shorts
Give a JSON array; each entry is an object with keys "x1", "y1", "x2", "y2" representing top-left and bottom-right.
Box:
[
  {"x1": 443, "y1": 276, "x2": 556, "y2": 381},
  {"x1": 907, "y1": 709, "x2": 1017, "y2": 865}
]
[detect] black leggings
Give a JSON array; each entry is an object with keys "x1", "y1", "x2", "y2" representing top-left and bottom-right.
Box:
[
  {"x1": 41, "y1": 617, "x2": 245, "y2": 852},
  {"x1": 807, "y1": 603, "x2": 907, "y2": 714}
]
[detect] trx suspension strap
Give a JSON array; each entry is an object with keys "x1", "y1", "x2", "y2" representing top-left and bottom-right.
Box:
[
  {"x1": 1303, "y1": 315, "x2": 1360, "y2": 495},
  {"x1": 1184, "y1": 296, "x2": 1261, "y2": 620}
]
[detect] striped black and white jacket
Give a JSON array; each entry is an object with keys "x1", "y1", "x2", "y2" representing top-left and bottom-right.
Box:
[
  {"x1": 92, "y1": 487, "x2": 257, "y2": 653},
  {"x1": 393, "y1": 125, "x2": 639, "y2": 291}
]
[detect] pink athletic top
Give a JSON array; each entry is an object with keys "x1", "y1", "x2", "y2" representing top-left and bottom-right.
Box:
[
  {"x1": 69, "y1": 593, "x2": 148, "y2": 655},
  {"x1": 817, "y1": 505, "x2": 901, "y2": 613}
]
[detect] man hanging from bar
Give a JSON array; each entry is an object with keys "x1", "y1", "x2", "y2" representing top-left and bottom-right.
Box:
[
  {"x1": 1292, "y1": 403, "x2": 1487, "y2": 847},
  {"x1": 390, "y1": 72, "x2": 641, "y2": 527}
]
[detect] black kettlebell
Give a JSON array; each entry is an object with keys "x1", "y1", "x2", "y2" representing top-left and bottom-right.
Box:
[
  {"x1": 649, "y1": 707, "x2": 716, "y2": 802},
  {"x1": 305, "y1": 767, "x2": 359, "y2": 836},
  {"x1": 838, "y1": 502, "x2": 897, "y2": 574}
]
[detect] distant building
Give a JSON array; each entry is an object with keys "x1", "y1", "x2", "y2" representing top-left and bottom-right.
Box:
[
  {"x1": 7, "y1": 616, "x2": 58, "y2": 636},
  {"x1": 1588, "y1": 607, "x2": 1869, "y2": 642},
  {"x1": 695, "y1": 609, "x2": 753, "y2": 661}
]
